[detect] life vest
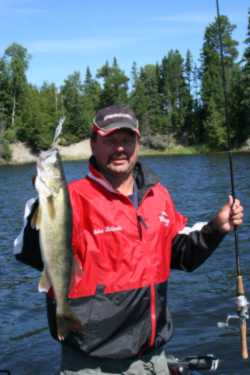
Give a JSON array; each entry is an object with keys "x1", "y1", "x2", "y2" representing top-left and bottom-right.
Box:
[{"x1": 68, "y1": 163, "x2": 187, "y2": 298}]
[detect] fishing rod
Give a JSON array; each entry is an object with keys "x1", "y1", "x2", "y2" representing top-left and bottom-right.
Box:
[{"x1": 215, "y1": 0, "x2": 249, "y2": 360}]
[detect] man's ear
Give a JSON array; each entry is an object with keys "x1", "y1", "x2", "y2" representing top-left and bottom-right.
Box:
[
  {"x1": 90, "y1": 138, "x2": 94, "y2": 151},
  {"x1": 90, "y1": 137, "x2": 96, "y2": 153},
  {"x1": 137, "y1": 135, "x2": 141, "y2": 148}
]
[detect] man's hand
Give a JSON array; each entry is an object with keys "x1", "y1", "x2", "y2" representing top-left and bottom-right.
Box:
[{"x1": 212, "y1": 195, "x2": 244, "y2": 233}]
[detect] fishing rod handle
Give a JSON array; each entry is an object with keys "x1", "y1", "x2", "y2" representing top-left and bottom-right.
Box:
[
  {"x1": 237, "y1": 275, "x2": 248, "y2": 360},
  {"x1": 240, "y1": 320, "x2": 248, "y2": 360}
]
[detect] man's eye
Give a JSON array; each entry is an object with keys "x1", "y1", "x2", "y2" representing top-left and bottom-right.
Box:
[
  {"x1": 123, "y1": 139, "x2": 133, "y2": 146},
  {"x1": 104, "y1": 139, "x2": 114, "y2": 145},
  {"x1": 104, "y1": 137, "x2": 135, "y2": 146}
]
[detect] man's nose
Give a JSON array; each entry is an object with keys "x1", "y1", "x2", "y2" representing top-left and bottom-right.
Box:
[{"x1": 115, "y1": 144, "x2": 125, "y2": 152}]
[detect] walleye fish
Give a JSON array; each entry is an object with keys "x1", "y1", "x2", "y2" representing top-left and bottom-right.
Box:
[{"x1": 33, "y1": 146, "x2": 82, "y2": 341}]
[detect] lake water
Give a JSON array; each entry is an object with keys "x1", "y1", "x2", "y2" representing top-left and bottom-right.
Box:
[{"x1": 0, "y1": 154, "x2": 250, "y2": 375}]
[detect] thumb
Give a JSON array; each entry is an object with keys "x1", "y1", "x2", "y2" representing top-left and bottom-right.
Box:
[{"x1": 228, "y1": 194, "x2": 234, "y2": 207}]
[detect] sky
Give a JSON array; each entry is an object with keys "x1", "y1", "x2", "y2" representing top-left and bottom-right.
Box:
[{"x1": 0, "y1": 0, "x2": 249, "y2": 87}]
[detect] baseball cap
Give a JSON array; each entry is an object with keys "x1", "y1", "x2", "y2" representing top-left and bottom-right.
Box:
[{"x1": 92, "y1": 105, "x2": 140, "y2": 137}]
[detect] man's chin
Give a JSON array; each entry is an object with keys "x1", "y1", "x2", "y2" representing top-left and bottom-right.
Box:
[
  {"x1": 109, "y1": 166, "x2": 129, "y2": 174},
  {"x1": 104, "y1": 162, "x2": 132, "y2": 176}
]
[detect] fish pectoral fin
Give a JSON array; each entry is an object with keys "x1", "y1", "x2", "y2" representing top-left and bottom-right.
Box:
[
  {"x1": 31, "y1": 206, "x2": 42, "y2": 230},
  {"x1": 38, "y1": 270, "x2": 52, "y2": 293},
  {"x1": 47, "y1": 195, "x2": 56, "y2": 219},
  {"x1": 56, "y1": 310, "x2": 83, "y2": 341}
]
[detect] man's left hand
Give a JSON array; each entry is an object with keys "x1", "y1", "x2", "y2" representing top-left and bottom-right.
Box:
[{"x1": 212, "y1": 195, "x2": 244, "y2": 233}]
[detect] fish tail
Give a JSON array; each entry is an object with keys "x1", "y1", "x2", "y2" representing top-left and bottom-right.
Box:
[{"x1": 56, "y1": 307, "x2": 83, "y2": 341}]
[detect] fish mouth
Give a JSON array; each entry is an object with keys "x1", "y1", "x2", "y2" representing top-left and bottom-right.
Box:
[
  {"x1": 37, "y1": 148, "x2": 61, "y2": 182},
  {"x1": 39, "y1": 148, "x2": 59, "y2": 162},
  {"x1": 38, "y1": 148, "x2": 60, "y2": 169}
]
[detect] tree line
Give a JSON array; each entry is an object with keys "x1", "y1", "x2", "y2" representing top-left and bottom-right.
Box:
[{"x1": 0, "y1": 12, "x2": 250, "y2": 160}]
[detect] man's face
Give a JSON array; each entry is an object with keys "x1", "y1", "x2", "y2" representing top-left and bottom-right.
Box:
[{"x1": 91, "y1": 129, "x2": 140, "y2": 179}]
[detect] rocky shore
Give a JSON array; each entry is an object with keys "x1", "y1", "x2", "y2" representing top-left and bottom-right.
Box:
[{"x1": 2, "y1": 140, "x2": 92, "y2": 165}]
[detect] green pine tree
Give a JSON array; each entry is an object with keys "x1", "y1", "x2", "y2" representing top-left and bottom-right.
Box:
[
  {"x1": 240, "y1": 9, "x2": 250, "y2": 142},
  {"x1": 204, "y1": 97, "x2": 226, "y2": 149},
  {"x1": 97, "y1": 58, "x2": 129, "y2": 107},
  {"x1": 130, "y1": 64, "x2": 162, "y2": 136},
  {"x1": 61, "y1": 71, "x2": 85, "y2": 143},
  {"x1": 0, "y1": 58, "x2": 10, "y2": 134},
  {"x1": 82, "y1": 67, "x2": 101, "y2": 135},
  {"x1": 201, "y1": 15, "x2": 238, "y2": 149},
  {"x1": 3, "y1": 43, "x2": 30, "y2": 131},
  {"x1": 159, "y1": 50, "x2": 190, "y2": 141}
]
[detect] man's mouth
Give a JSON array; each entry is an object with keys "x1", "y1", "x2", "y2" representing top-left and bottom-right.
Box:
[
  {"x1": 111, "y1": 159, "x2": 128, "y2": 166},
  {"x1": 110, "y1": 154, "x2": 128, "y2": 163}
]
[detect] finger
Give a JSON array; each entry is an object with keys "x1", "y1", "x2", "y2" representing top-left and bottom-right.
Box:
[
  {"x1": 231, "y1": 212, "x2": 244, "y2": 222},
  {"x1": 231, "y1": 211, "x2": 244, "y2": 219},
  {"x1": 232, "y1": 206, "x2": 244, "y2": 215},
  {"x1": 232, "y1": 219, "x2": 243, "y2": 227},
  {"x1": 232, "y1": 198, "x2": 241, "y2": 209},
  {"x1": 231, "y1": 217, "x2": 243, "y2": 225}
]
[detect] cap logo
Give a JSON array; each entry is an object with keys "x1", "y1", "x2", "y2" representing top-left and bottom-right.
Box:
[{"x1": 103, "y1": 113, "x2": 134, "y2": 122}]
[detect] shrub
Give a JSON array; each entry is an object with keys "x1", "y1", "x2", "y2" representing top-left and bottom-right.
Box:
[{"x1": 0, "y1": 137, "x2": 12, "y2": 161}]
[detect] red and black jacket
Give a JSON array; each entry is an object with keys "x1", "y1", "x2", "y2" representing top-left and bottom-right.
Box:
[{"x1": 15, "y1": 160, "x2": 225, "y2": 359}]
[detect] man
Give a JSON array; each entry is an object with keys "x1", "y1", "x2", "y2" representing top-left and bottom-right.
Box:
[{"x1": 14, "y1": 105, "x2": 244, "y2": 375}]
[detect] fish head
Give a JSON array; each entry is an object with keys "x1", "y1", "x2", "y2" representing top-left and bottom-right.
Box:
[{"x1": 36, "y1": 148, "x2": 64, "y2": 193}]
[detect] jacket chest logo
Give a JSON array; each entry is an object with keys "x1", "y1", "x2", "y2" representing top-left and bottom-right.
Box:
[
  {"x1": 93, "y1": 225, "x2": 123, "y2": 235},
  {"x1": 159, "y1": 211, "x2": 170, "y2": 226}
]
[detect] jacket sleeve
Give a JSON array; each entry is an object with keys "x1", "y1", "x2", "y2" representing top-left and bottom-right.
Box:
[
  {"x1": 171, "y1": 221, "x2": 226, "y2": 271},
  {"x1": 13, "y1": 198, "x2": 44, "y2": 271}
]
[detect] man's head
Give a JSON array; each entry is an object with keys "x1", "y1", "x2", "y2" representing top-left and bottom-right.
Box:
[{"x1": 90, "y1": 105, "x2": 140, "y2": 181}]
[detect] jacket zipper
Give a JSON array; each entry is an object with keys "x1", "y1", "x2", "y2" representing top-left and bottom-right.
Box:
[
  {"x1": 137, "y1": 214, "x2": 148, "y2": 240},
  {"x1": 149, "y1": 284, "x2": 157, "y2": 347}
]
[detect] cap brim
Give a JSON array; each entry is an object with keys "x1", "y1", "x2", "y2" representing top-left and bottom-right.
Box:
[{"x1": 92, "y1": 123, "x2": 140, "y2": 137}]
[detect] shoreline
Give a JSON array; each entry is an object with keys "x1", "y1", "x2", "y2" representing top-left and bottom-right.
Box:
[
  {"x1": 1, "y1": 141, "x2": 250, "y2": 166},
  {"x1": 0, "y1": 140, "x2": 92, "y2": 166}
]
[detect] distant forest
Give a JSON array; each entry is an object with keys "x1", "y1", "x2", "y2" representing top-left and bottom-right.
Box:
[{"x1": 0, "y1": 11, "x2": 250, "y2": 159}]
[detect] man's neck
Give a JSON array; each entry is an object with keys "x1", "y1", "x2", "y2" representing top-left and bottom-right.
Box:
[{"x1": 106, "y1": 173, "x2": 134, "y2": 196}]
